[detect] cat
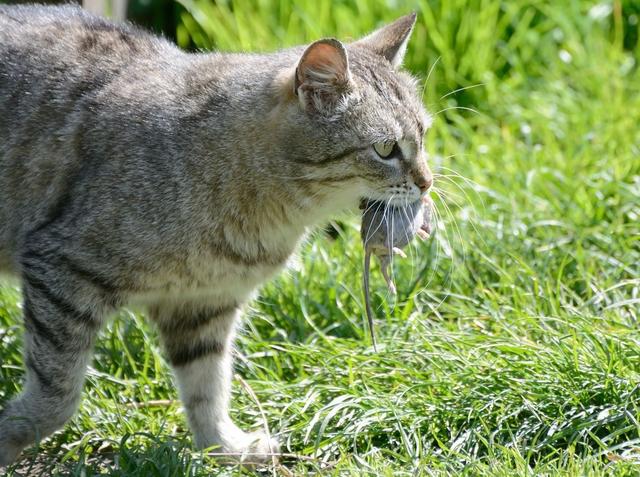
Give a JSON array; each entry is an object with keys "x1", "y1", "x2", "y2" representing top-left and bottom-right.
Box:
[{"x1": 0, "y1": 4, "x2": 432, "y2": 466}]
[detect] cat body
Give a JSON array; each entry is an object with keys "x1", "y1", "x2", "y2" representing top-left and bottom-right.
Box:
[
  {"x1": 1, "y1": 6, "x2": 309, "y2": 297},
  {"x1": 0, "y1": 4, "x2": 432, "y2": 465}
]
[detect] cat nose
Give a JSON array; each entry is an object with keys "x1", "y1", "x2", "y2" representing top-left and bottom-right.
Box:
[{"x1": 415, "y1": 175, "x2": 432, "y2": 193}]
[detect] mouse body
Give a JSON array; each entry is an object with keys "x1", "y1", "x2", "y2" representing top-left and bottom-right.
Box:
[{"x1": 360, "y1": 196, "x2": 432, "y2": 350}]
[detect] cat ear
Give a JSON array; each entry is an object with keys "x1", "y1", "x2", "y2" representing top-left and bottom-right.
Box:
[
  {"x1": 294, "y1": 38, "x2": 351, "y2": 112},
  {"x1": 355, "y1": 12, "x2": 417, "y2": 68}
]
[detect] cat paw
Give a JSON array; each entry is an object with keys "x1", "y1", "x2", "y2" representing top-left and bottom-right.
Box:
[
  {"x1": 240, "y1": 430, "x2": 280, "y2": 464},
  {"x1": 207, "y1": 428, "x2": 280, "y2": 466}
]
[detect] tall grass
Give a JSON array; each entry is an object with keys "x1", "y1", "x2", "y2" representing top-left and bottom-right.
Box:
[{"x1": 1, "y1": 0, "x2": 639, "y2": 475}]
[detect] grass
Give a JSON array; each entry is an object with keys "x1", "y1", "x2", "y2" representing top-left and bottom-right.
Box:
[{"x1": 1, "y1": 0, "x2": 640, "y2": 475}]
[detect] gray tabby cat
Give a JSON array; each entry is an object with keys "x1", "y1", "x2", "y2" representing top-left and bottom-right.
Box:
[{"x1": 0, "y1": 4, "x2": 432, "y2": 465}]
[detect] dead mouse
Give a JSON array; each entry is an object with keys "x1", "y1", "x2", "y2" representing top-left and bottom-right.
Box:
[{"x1": 360, "y1": 196, "x2": 433, "y2": 350}]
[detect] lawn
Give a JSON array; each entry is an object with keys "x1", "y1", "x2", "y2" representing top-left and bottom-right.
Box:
[{"x1": 1, "y1": 0, "x2": 639, "y2": 475}]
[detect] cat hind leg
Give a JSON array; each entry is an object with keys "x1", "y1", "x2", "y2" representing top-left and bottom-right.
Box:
[{"x1": 0, "y1": 264, "x2": 103, "y2": 466}]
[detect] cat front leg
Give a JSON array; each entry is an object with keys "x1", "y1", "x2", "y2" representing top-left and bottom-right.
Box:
[{"x1": 150, "y1": 302, "x2": 279, "y2": 464}]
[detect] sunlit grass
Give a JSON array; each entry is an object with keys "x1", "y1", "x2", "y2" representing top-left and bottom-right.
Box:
[{"x1": 1, "y1": 0, "x2": 639, "y2": 475}]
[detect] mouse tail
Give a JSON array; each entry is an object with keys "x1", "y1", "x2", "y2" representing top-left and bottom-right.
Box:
[{"x1": 363, "y1": 251, "x2": 378, "y2": 352}]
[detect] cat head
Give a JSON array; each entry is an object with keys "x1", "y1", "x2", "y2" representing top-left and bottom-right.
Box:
[{"x1": 279, "y1": 13, "x2": 432, "y2": 209}]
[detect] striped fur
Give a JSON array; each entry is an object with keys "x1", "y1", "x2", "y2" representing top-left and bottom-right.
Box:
[{"x1": 0, "y1": 5, "x2": 431, "y2": 466}]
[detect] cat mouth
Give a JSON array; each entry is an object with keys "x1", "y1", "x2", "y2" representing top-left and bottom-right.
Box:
[
  {"x1": 359, "y1": 195, "x2": 422, "y2": 210},
  {"x1": 360, "y1": 195, "x2": 420, "y2": 208},
  {"x1": 359, "y1": 197, "x2": 389, "y2": 210},
  {"x1": 359, "y1": 198, "x2": 370, "y2": 210}
]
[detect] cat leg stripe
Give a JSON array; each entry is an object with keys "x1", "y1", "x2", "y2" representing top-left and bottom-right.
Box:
[
  {"x1": 23, "y1": 305, "x2": 67, "y2": 353},
  {"x1": 168, "y1": 340, "x2": 225, "y2": 367},
  {"x1": 60, "y1": 255, "x2": 119, "y2": 295},
  {"x1": 158, "y1": 304, "x2": 237, "y2": 334},
  {"x1": 22, "y1": 271, "x2": 97, "y2": 326},
  {"x1": 22, "y1": 249, "x2": 119, "y2": 299},
  {"x1": 24, "y1": 355, "x2": 64, "y2": 394}
]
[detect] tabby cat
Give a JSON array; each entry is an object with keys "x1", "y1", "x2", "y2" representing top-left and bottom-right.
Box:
[{"x1": 0, "y1": 5, "x2": 432, "y2": 465}]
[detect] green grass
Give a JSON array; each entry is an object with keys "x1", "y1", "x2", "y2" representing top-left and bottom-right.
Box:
[{"x1": 2, "y1": 0, "x2": 640, "y2": 475}]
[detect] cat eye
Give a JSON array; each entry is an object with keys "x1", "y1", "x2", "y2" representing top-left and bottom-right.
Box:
[{"x1": 373, "y1": 141, "x2": 397, "y2": 159}]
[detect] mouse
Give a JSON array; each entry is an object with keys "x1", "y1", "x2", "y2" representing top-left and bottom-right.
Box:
[{"x1": 360, "y1": 195, "x2": 433, "y2": 350}]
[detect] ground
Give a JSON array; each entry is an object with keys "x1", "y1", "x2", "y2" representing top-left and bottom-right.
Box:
[{"x1": 1, "y1": 0, "x2": 639, "y2": 475}]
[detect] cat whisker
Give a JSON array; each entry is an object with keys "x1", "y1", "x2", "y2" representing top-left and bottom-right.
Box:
[
  {"x1": 413, "y1": 196, "x2": 455, "y2": 317},
  {"x1": 436, "y1": 164, "x2": 486, "y2": 193},
  {"x1": 363, "y1": 199, "x2": 387, "y2": 248},
  {"x1": 387, "y1": 194, "x2": 396, "y2": 298},
  {"x1": 420, "y1": 55, "x2": 441, "y2": 102},
  {"x1": 401, "y1": 181, "x2": 463, "y2": 311},
  {"x1": 399, "y1": 196, "x2": 417, "y2": 287},
  {"x1": 433, "y1": 106, "x2": 481, "y2": 117},
  {"x1": 439, "y1": 82, "x2": 487, "y2": 100},
  {"x1": 434, "y1": 188, "x2": 466, "y2": 264},
  {"x1": 430, "y1": 183, "x2": 464, "y2": 206},
  {"x1": 433, "y1": 168, "x2": 488, "y2": 245}
]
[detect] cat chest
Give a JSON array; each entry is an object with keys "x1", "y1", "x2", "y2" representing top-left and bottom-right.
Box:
[
  {"x1": 127, "y1": 221, "x2": 302, "y2": 306},
  {"x1": 128, "y1": 248, "x2": 291, "y2": 307}
]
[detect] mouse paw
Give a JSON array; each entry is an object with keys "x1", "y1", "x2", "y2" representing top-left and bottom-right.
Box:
[
  {"x1": 392, "y1": 247, "x2": 407, "y2": 258},
  {"x1": 417, "y1": 229, "x2": 430, "y2": 240}
]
